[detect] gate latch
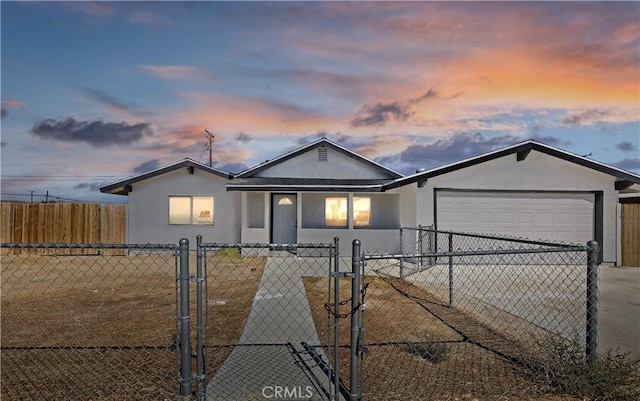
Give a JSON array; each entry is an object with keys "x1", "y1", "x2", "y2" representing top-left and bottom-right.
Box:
[{"x1": 330, "y1": 272, "x2": 355, "y2": 278}]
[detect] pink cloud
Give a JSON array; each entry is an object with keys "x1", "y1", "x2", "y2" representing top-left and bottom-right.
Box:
[
  {"x1": 65, "y1": 1, "x2": 114, "y2": 17},
  {"x1": 139, "y1": 65, "x2": 207, "y2": 80},
  {"x1": 2, "y1": 99, "x2": 27, "y2": 109},
  {"x1": 561, "y1": 108, "x2": 640, "y2": 127},
  {"x1": 286, "y1": 2, "x2": 639, "y2": 115},
  {"x1": 174, "y1": 92, "x2": 340, "y2": 136},
  {"x1": 128, "y1": 11, "x2": 169, "y2": 25},
  {"x1": 353, "y1": 135, "x2": 414, "y2": 160}
]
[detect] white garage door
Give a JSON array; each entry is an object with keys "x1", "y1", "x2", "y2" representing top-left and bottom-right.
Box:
[{"x1": 436, "y1": 191, "x2": 594, "y2": 243}]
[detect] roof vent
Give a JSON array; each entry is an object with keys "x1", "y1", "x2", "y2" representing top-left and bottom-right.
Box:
[
  {"x1": 318, "y1": 147, "x2": 328, "y2": 162},
  {"x1": 415, "y1": 168, "x2": 426, "y2": 173}
]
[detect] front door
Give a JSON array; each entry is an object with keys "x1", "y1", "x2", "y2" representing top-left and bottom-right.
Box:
[{"x1": 272, "y1": 194, "x2": 297, "y2": 244}]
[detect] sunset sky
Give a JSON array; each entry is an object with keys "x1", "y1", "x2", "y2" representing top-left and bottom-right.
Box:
[{"x1": 1, "y1": 1, "x2": 639, "y2": 203}]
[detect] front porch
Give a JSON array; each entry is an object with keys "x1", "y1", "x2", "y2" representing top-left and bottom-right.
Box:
[{"x1": 238, "y1": 191, "x2": 402, "y2": 252}]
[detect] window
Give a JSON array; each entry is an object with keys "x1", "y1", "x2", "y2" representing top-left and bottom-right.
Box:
[
  {"x1": 169, "y1": 196, "x2": 214, "y2": 225},
  {"x1": 301, "y1": 193, "x2": 324, "y2": 228},
  {"x1": 325, "y1": 197, "x2": 348, "y2": 227},
  {"x1": 353, "y1": 197, "x2": 371, "y2": 227},
  {"x1": 247, "y1": 192, "x2": 265, "y2": 228},
  {"x1": 303, "y1": 194, "x2": 400, "y2": 230},
  {"x1": 278, "y1": 197, "x2": 294, "y2": 205},
  {"x1": 355, "y1": 194, "x2": 400, "y2": 229}
]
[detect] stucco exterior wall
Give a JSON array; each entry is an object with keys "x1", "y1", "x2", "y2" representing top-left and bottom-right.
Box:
[
  {"x1": 414, "y1": 151, "x2": 619, "y2": 262},
  {"x1": 389, "y1": 184, "x2": 417, "y2": 228},
  {"x1": 298, "y1": 228, "x2": 400, "y2": 253},
  {"x1": 127, "y1": 168, "x2": 240, "y2": 245},
  {"x1": 254, "y1": 147, "x2": 393, "y2": 179}
]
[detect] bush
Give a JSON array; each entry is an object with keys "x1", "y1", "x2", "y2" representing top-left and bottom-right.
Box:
[
  {"x1": 217, "y1": 247, "x2": 242, "y2": 258},
  {"x1": 536, "y1": 337, "x2": 640, "y2": 401}
]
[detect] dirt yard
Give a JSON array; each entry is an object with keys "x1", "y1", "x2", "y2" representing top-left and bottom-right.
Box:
[
  {"x1": 0, "y1": 251, "x2": 592, "y2": 400},
  {"x1": 303, "y1": 275, "x2": 582, "y2": 401},
  {"x1": 1, "y1": 251, "x2": 266, "y2": 401}
]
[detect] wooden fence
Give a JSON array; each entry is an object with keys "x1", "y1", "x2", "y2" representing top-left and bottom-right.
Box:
[
  {"x1": 621, "y1": 203, "x2": 640, "y2": 267},
  {"x1": 1, "y1": 202, "x2": 126, "y2": 254}
]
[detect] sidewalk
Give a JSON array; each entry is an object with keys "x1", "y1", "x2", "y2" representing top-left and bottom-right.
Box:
[{"x1": 206, "y1": 254, "x2": 339, "y2": 401}]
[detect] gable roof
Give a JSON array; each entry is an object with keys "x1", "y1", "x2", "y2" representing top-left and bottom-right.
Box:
[
  {"x1": 100, "y1": 158, "x2": 233, "y2": 196},
  {"x1": 235, "y1": 137, "x2": 404, "y2": 179},
  {"x1": 383, "y1": 140, "x2": 640, "y2": 191}
]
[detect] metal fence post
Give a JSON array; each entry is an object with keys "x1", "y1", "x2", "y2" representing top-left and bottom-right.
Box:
[
  {"x1": 350, "y1": 239, "x2": 362, "y2": 401},
  {"x1": 399, "y1": 228, "x2": 404, "y2": 279},
  {"x1": 586, "y1": 240, "x2": 599, "y2": 363},
  {"x1": 448, "y1": 233, "x2": 454, "y2": 307},
  {"x1": 195, "y1": 235, "x2": 205, "y2": 400},
  {"x1": 418, "y1": 224, "x2": 423, "y2": 271},
  {"x1": 178, "y1": 238, "x2": 192, "y2": 400},
  {"x1": 332, "y1": 237, "x2": 340, "y2": 401}
]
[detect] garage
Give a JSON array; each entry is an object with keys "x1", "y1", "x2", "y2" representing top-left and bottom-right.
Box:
[{"x1": 436, "y1": 190, "x2": 595, "y2": 244}]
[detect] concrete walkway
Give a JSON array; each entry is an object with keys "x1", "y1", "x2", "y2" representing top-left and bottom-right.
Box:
[{"x1": 206, "y1": 253, "x2": 339, "y2": 401}]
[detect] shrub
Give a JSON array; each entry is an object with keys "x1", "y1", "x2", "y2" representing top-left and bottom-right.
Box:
[
  {"x1": 535, "y1": 336, "x2": 640, "y2": 401},
  {"x1": 403, "y1": 341, "x2": 450, "y2": 363},
  {"x1": 217, "y1": 247, "x2": 242, "y2": 258}
]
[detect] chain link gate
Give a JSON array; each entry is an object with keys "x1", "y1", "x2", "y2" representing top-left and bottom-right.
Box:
[
  {"x1": 323, "y1": 239, "x2": 368, "y2": 401},
  {"x1": 182, "y1": 237, "x2": 358, "y2": 401}
]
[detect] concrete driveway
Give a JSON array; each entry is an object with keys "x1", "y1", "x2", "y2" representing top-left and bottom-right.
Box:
[{"x1": 598, "y1": 266, "x2": 640, "y2": 359}]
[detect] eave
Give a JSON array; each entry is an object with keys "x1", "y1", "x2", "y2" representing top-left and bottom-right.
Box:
[
  {"x1": 100, "y1": 158, "x2": 233, "y2": 196},
  {"x1": 384, "y1": 140, "x2": 640, "y2": 191},
  {"x1": 226, "y1": 178, "x2": 390, "y2": 192}
]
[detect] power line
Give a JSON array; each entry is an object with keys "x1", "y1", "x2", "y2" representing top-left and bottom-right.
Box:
[
  {"x1": 1, "y1": 176, "x2": 125, "y2": 182},
  {"x1": 1, "y1": 192, "x2": 85, "y2": 203},
  {"x1": 2, "y1": 162, "x2": 100, "y2": 166}
]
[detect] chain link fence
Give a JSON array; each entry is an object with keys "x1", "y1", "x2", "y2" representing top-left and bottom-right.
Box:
[
  {"x1": 1, "y1": 240, "x2": 345, "y2": 401},
  {"x1": 1, "y1": 233, "x2": 607, "y2": 401},
  {"x1": 358, "y1": 227, "x2": 599, "y2": 400},
  {"x1": 1, "y1": 243, "x2": 179, "y2": 401}
]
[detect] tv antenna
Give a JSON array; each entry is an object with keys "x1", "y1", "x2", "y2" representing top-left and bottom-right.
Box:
[{"x1": 204, "y1": 129, "x2": 215, "y2": 167}]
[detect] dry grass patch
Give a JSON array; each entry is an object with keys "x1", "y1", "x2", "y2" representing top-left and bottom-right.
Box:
[
  {"x1": 201, "y1": 252, "x2": 266, "y2": 376},
  {"x1": 2, "y1": 254, "x2": 177, "y2": 347},
  {"x1": 1, "y1": 348, "x2": 176, "y2": 401},
  {"x1": 203, "y1": 254, "x2": 266, "y2": 344},
  {"x1": 304, "y1": 275, "x2": 461, "y2": 346},
  {"x1": 1, "y1": 252, "x2": 266, "y2": 400},
  {"x1": 303, "y1": 275, "x2": 582, "y2": 401}
]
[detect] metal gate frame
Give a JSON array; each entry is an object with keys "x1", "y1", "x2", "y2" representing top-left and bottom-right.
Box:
[
  {"x1": 325, "y1": 239, "x2": 366, "y2": 401},
  {"x1": 177, "y1": 236, "x2": 364, "y2": 401}
]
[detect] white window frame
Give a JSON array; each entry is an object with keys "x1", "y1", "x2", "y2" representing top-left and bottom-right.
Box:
[
  {"x1": 168, "y1": 196, "x2": 215, "y2": 226},
  {"x1": 353, "y1": 196, "x2": 371, "y2": 228},
  {"x1": 324, "y1": 196, "x2": 348, "y2": 228}
]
